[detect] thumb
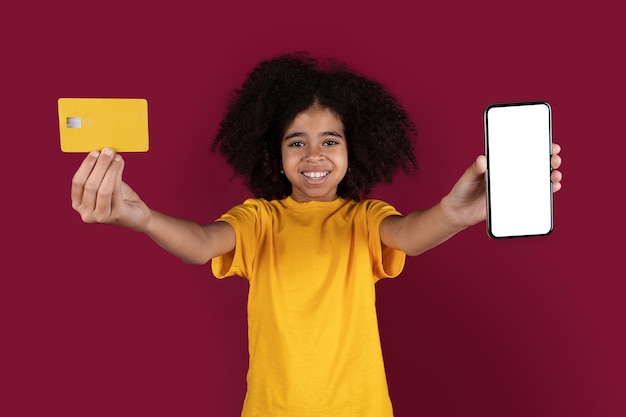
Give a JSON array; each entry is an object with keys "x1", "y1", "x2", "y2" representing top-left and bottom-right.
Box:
[
  {"x1": 474, "y1": 155, "x2": 487, "y2": 176},
  {"x1": 462, "y1": 155, "x2": 486, "y2": 184}
]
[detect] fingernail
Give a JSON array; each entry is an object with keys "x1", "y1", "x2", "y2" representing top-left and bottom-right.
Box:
[
  {"x1": 89, "y1": 151, "x2": 100, "y2": 158},
  {"x1": 102, "y1": 148, "x2": 114, "y2": 156}
]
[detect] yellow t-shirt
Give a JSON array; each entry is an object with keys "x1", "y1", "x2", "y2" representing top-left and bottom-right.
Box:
[{"x1": 212, "y1": 197, "x2": 406, "y2": 417}]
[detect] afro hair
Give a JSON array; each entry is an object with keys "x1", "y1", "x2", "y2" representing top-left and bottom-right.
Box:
[{"x1": 213, "y1": 51, "x2": 417, "y2": 201}]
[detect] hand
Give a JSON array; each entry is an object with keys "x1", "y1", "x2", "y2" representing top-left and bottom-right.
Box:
[
  {"x1": 441, "y1": 143, "x2": 563, "y2": 229},
  {"x1": 71, "y1": 149, "x2": 151, "y2": 231}
]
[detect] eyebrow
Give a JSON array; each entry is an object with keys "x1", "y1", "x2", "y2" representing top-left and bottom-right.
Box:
[
  {"x1": 283, "y1": 131, "x2": 344, "y2": 140},
  {"x1": 284, "y1": 132, "x2": 303, "y2": 140}
]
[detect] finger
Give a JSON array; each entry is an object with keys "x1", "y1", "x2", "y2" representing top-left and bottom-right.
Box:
[
  {"x1": 71, "y1": 150, "x2": 100, "y2": 210},
  {"x1": 551, "y1": 170, "x2": 562, "y2": 193},
  {"x1": 552, "y1": 143, "x2": 561, "y2": 155},
  {"x1": 551, "y1": 154, "x2": 562, "y2": 170},
  {"x1": 79, "y1": 148, "x2": 118, "y2": 214},
  {"x1": 93, "y1": 153, "x2": 125, "y2": 220},
  {"x1": 108, "y1": 154, "x2": 127, "y2": 216},
  {"x1": 452, "y1": 156, "x2": 486, "y2": 198},
  {"x1": 463, "y1": 155, "x2": 486, "y2": 186},
  {"x1": 474, "y1": 155, "x2": 487, "y2": 175}
]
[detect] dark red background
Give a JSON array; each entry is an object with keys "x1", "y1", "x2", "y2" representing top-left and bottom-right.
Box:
[{"x1": 2, "y1": 0, "x2": 624, "y2": 416}]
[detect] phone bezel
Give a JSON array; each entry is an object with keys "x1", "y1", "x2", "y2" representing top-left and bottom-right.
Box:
[{"x1": 483, "y1": 101, "x2": 553, "y2": 239}]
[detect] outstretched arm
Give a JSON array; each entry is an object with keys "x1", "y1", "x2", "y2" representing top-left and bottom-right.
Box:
[
  {"x1": 71, "y1": 149, "x2": 235, "y2": 264},
  {"x1": 380, "y1": 144, "x2": 563, "y2": 256}
]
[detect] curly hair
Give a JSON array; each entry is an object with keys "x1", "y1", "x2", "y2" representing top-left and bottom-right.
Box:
[{"x1": 213, "y1": 51, "x2": 417, "y2": 201}]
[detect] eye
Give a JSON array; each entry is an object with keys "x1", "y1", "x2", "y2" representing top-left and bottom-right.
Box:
[
  {"x1": 323, "y1": 140, "x2": 339, "y2": 146},
  {"x1": 287, "y1": 140, "x2": 305, "y2": 148}
]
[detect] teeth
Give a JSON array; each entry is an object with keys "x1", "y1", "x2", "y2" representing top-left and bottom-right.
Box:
[{"x1": 303, "y1": 171, "x2": 329, "y2": 179}]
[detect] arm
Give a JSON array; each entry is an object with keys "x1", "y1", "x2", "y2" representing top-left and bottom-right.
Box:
[
  {"x1": 71, "y1": 149, "x2": 235, "y2": 264},
  {"x1": 381, "y1": 144, "x2": 563, "y2": 256}
]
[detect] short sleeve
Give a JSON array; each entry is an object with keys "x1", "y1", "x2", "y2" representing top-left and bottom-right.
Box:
[
  {"x1": 365, "y1": 200, "x2": 406, "y2": 280},
  {"x1": 211, "y1": 199, "x2": 262, "y2": 280}
]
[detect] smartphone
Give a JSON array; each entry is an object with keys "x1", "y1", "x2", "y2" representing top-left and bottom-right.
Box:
[
  {"x1": 484, "y1": 101, "x2": 553, "y2": 238},
  {"x1": 58, "y1": 98, "x2": 149, "y2": 152}
]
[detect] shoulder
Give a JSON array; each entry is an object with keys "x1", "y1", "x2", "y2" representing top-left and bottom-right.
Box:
[
  {"x1": 337, "y1": 199, "x2": 403, "y2": 227},
  {"x1": 225, "y1": 198, "x2": 279, "y2": 212},
  {"x1": 219, "y1": 198, "x2": 280, "y2": 223},
  {"x1": 355, "y1": 199, "x2": 402, "y2": 216}
]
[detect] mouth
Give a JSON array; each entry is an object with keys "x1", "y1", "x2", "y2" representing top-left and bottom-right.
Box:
[{"x1": 302, "y1": 171, "x2": 330, "y2": 179}]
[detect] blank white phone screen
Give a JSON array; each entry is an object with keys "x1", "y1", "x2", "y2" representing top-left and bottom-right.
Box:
[{"x1": 485, "y1": 102, "x2": 553, "y2": 238}]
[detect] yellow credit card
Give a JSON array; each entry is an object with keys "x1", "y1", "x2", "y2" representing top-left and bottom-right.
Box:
[{"x1": 58, "y1": 98, "x2": 149, "y2": 152}]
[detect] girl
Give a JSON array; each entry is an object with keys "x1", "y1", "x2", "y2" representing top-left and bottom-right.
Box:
[{"x1": 71, "y1": 52, "x2": 563, "y2": 417}]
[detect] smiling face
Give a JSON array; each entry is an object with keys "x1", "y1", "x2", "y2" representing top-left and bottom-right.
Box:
[{"x1": 281, "y1": 106, "x2": 348, "y2": 202}]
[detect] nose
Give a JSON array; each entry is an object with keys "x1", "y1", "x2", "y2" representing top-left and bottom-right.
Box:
[{"x1": 305, "y1": 145, "x2": 325, "y2": 162}]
